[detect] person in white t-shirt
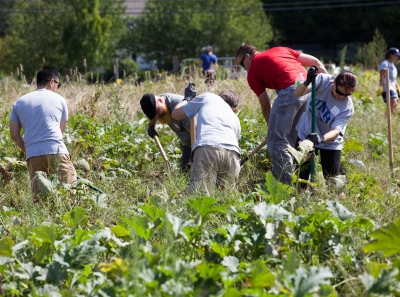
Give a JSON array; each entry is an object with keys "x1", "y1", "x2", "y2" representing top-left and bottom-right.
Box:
[
  {"x1": 377, "y1": 47, "x2": 400, "y2": 115},
  {"x1": 172, "y1": 87, "x2": 240, "y2": 195},
  {"x1": 294, "y1": 68, "x2": 356, "y2": 181},
  {"x1": 9, "y1": 66, "x2": 76, "y2": 201}
]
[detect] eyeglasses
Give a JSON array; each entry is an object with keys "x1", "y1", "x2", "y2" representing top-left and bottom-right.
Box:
[
  {"x1": 335, "y1": 83, "x2": 352, "y2": 97},
  {"x1": 53, "y1": 79, "x2": 62, "y2": 88},
  {"x1": 239, "y1": 52, "x2": 250, "y2": 68}
]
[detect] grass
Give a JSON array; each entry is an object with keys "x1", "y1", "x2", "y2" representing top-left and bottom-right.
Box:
[{"x1": 0, "y1": 68, "x2": 400, "y2": 295}]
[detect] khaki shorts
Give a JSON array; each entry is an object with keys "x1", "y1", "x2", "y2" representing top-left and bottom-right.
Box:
[
  {"x1": 27, "y1": 154, "x2": 76, "y2": 199},
  {"x1": 188, "y1": 146, "x2": 240, "y2": 195}
]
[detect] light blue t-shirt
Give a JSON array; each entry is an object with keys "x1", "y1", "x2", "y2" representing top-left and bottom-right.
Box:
[
  {"x1": 296, "y1": 73, "x2": 354, "y2": 150},
  {"x1": 181, "y1": 92, "x2": 240, "y2": 153},
  {"x1": 379, "y1": 60, "x2": 398, "y2": 92},
  {"x1": 10, "y1": 88, "x2": 69, "y2": 159}
]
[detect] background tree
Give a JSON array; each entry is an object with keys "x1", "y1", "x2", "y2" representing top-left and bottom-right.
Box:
[
  {"x1": 261, "y1": 0, "x2": 400, "y2": 63},
  {"x1": 0, "y1": 0, "x2": 126, "y2": 80},
  {"x1": 125, "y1": 0, "x2": 273, "y2": 69}
]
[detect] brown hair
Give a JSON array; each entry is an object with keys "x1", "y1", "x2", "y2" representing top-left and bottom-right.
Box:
[
  {"x1": 235, "y1": 43, "x2": 257, "y2": 59},
  {"x1": 335, "y1": 70, "x2": 357, "y2": 89},
  {"x1": 219, "y1": 90, "x2": 239, "y2": 108}
]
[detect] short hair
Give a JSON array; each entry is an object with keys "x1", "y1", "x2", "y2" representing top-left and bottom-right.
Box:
[
  {"x1": 335, "y1": 70, "x2": 357, "y2": 89},
  {"x1": 37, "y1": 66, "x2": 61, "y2": 86},
  {"x1": 235, "y1": 43, "x2": 257, "y2": 59},
  {"x1": 219, "y1": 90, "x2": 239, "y2": 108}
]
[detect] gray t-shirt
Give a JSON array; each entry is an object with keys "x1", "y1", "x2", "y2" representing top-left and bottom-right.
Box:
[
  {"x1": 161, "y1": 93, "x2": 191, "y2": 147},
  {"x1": 9, "y1": 89, "x2": 69, "y2": 159},
  {"x1": 181, "y1": 92, "x2": 240, "y2": 153},
  {"x1": 296, "y1": 73, "x2": 354, "y2": 150},
  {"x1": 379, "y1": 60, "x2": 398, "y2": 92}
]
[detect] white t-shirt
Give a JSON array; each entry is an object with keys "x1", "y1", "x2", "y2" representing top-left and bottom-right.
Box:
[
  {"x1": 181, "y1": 92, "x2": 240, "y2": 153},
  {"x1": 296, "y1": 74, "x2": 354, "y2": 150},
  {"x1": 379, "y1": 60, "x2": 398, "y2": 92},
  {"x1": 10, "y1": 89, "x2": 69, "y2": 159}
]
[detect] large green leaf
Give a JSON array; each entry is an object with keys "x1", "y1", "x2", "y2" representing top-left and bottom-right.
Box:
[
  {"x1": 255, "y1": 172, "x2": 292, "y2": 204},
  {"x1": 250, "y1": 260, "x2": 275, "y2": 288},
  {"x1": 326, "y1": 201, "x2": 355, "y2": 221},
  {"x1": 359, "y1": 269, "x2": 398, "y2": 295},
  {"x1": 287, "y1": 140, "x2": 314, "y2": 166},
  {"x1": 31, "y1": 225, "x2": 59, "y2": 245},
  {"x1": 364, "y1": 218, "x2": 400, "y2": 256},
  {"x1": 187, "y1": 197, "x2": 226, "y2": 225},
  {"x1": 253, "y1": 202, "x2": 291, "y2": 221},
  {"x1": 35, "y1": 171, "x2": 56, "y2": 196},
  {"x1": 291, "y1": 266, "x2": 333, "y2": 297},
  {"x1": 62, "y1": 207, "x2": 88, "y2": 229},
  {"x1": 0, "y1": 237, "x2": 13, "y2": 258},
  {"x1": 222, "y1": 256, "x2": 239, "y2": 273}
]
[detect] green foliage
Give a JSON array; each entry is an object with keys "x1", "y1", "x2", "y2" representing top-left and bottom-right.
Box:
[
  {"x1": 128, "y1": 0, "x2": 273, "y2": 68},
  {"x1": 1, "y1": 0, "x2": 126, "y2": 79},
  {"x1": 355, "y1": 29, "x2": 387, "y2": 70},
  {"x1": 364, "y1": 218, "x2": 400, "y2": 257}
]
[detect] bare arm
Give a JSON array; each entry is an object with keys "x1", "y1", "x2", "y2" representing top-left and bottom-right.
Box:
[
  {"x1": 171, "y1": 101, "x2": 188, "y2": 120},
  {"x1": 258, "y1": 91, "x2": 272, "y2": 125},
  {"x1": 323, "y1": 129, "x2": 341, "y2": 142},
  {"x1": 379, "y1": 69, "x2": 385, "y2": 86},
  {"x1": 149, "y1": 118, "x2": 158, "y2": 125},
  {"x1": 294, "y1": 83, "x2": 309, "y2": 96},
  {"x1": 9, "y1": 121, "x2": 25, "y2": 153},
  {"x1": 297, "y1": 53, "x2": 328, "y2": 74},
  {"x1": 60, "y1": 121, "x2": 67, "y2": 133}
]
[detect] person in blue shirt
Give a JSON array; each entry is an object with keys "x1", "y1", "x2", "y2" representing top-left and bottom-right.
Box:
[{"x1": 199, "y1": 45, "x2": 218, "y2": 84}]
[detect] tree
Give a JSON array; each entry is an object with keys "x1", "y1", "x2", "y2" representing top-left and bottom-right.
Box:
[
  {"x1": 126, "y1": 0, "x2": 273, "y2": 70},
  {"x1": 261, "y1": 0, "x2": 400, "y2": 55},
  {"x1": 0, "y1": 0, "x2": 126, "y2": 80}
]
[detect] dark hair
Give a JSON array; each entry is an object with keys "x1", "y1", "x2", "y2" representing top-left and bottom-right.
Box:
[
  {"x1": 235, "y1": 43, "x2": 257, "y2": 59},
  {"x1": 37, "y1": 66, "x2": 60, "y2": 86},
  {"x1": 219, "y1": 90, "x2": 239, "y2": 108},
  {"x1": 335, "y1": 70, "x2": 357, "y2": 89}
]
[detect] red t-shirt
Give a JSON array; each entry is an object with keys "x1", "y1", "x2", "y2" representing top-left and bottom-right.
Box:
[{"x1": 247, "y1": 47, "x2": 307, "y2": 96}]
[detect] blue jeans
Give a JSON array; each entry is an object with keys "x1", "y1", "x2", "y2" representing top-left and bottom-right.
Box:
[{"x1": 266, "y1": 85, "x2": 308, "y2": 184}]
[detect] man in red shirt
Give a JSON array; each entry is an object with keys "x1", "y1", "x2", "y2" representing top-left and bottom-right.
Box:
[{"x1": 235, "y1": 43, "x2": 327, "y2": 184}]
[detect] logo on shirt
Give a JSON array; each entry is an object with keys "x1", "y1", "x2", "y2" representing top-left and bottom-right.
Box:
[{"x1": 309, "y1": 99, "x2": 331, "y2": 124}]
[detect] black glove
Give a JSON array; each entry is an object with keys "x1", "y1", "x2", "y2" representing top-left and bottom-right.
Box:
[
  {"x1": 306, "y1": 133, "x2": 324, "y2": 145},
  {"x1": 184, "y1": 82, "x2": 197, "y2": 101},
  {"x1": 304, "y1": 65, "x2": 318, "y2": 86},
  {"x1": 147, "y1": 124, "x2": 158, "y2": 138}
]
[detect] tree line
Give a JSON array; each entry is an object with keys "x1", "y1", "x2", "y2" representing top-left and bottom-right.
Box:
[{"x1": 0, "y1": 0, "x2": 398, "y2": 80}]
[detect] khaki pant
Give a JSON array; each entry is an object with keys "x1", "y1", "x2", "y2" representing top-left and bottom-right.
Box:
[
  {"x1": 27, "y1": 154, "x2": 76, "y2": 200},
  {"x1": 188, "y1": 146, "x2": 240, "y2": 195}
]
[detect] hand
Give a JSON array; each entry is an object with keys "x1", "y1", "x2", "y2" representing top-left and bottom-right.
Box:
[
  {"x1": 306, "y1": 133, "x2": 324, "y2": 146},
  {"x1": 304, "y1": 65, "x2": 318, "y2": 86},
  {"x1": 184, "y1": 82, "x2": 197, "y2": 100},
  {"x1": 377, "y1": 86, "x2": 383, "y2": 96},
  {"x1": 147, "y1": 124, "x2": 158, "y2": 138}
]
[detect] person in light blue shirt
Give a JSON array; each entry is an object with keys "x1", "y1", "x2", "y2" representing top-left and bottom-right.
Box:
[{"x1": 9, "y1": 66, "x2": 76, "y2": 201}]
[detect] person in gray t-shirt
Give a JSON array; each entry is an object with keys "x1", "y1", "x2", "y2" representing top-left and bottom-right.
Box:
[
  {"x1": 9, "y1": 66, "x2": 76, "y2": 201},
  {"x1": 294, "y1": 69, "x2": 356, "y2": 180},
  {"x1": 140, "y1": 92, "x2": 192, "y2": 171}
]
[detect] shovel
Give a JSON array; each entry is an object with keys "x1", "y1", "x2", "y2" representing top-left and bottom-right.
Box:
[
  {"x1": 240, "y1": 140, "x2": 267, "y2": 166},
  {"x1": 154, "y1": 135, "x2": 172, "y2": 172}
]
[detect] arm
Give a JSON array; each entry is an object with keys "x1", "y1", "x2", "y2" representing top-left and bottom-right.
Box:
[
  {"x1": 171, "y1": 101, "x2": 188, "y2": 120},
  {"x1": 149, "y1": 118, "x2": 158, "y2": 125},
  {"x1": 294, "y1": 83, "x2": 309, "y2": 96},
  {"x1": 258, "y1": 91, "x2": 272, "y2": 125},
  {"x1": 60, "y1": 121, "x2": 67, "y2": 134},
  {"x1": 379, "y1": 69, "x2": 385, "y2": 86},
  {"x1": 297, "y1": 53, "x2": 328, "y2": 74},
  {"x1": 9, "y1": 121, "x2": 25, "y2": 153},
  {"x1": 322, "y1": 129, "x2": 341, "y2": 142}
]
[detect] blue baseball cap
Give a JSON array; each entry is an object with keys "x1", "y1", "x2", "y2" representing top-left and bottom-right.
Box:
[{"x1": 387, "y1": 47, "x2": 400, "y2": 56}]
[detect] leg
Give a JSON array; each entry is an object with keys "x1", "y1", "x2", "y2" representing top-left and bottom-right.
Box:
[
  {"x1": 188, "y1": 147, "x2": 218, "y2": 195},
  {"x1": 56, "y1": 154, "x2": 77, "y2": 185},
  {"x1": 267, "y1": 87, "x2": 307, "y2": 184},
  {"x1": 27, "y1": 155, "x2": 50, "y2": 201},
  {"x1": 180, "y1": 145, "x2": 192, "y2": 172},
  {"x1": 319, "y1": 149, "x2": 341, "y2": 178},
  {"x1": 216, "y1": 149, "x2": 240, "y2": 190},
  {"x1": 391, "y1": 96, "x2": 398, "y2": 114}
]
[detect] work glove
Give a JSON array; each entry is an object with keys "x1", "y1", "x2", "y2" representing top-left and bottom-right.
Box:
[
  {"x1": 304, "y1": 65, "x2": 318, "y2": 86},
  {"x1": 184, "y1": 82, "x2": 197, "y2": 101},
  {"x1": 306, "y1": 133, "x2": 324, "y2": 146},
  {"x1": 377, "y1": 86, "x2": 383, "y2": 96},
  {"x1": 147, "y1": 124, "x2": 158, "y2": 138}
]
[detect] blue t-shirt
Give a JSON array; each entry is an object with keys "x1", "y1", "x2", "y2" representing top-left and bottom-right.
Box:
[
  {"x1": 181, "y1": 92, "x2": 240, "y2": 153},
  {"x1": 200, "y1": 53, "x2": 217, "y2": 71},
  {"x1": 10, "y1": 88, "x2": 69, "y2": 159}
]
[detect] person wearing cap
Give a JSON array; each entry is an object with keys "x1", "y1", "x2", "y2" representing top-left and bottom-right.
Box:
[
  {"x1": 171, "y1": 87, "x2": 241, "y2": 195},
  {"x1": 200, "y1": 45, "x2": 218, "y2": 84},
  {"x1": 235, "y1": 43, "x2": 327, "y2": 184},
  {"x1": 377, "y1": 47, "x2": 400, "y2": 115},
  {"x1": 140, "y1": 93, "x2": 192, "y2": 171},
  {"x1": 9, "y1": 66, "x2": 76, "y2": 202}
]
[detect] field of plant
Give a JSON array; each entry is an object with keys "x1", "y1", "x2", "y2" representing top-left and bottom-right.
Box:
[{"x1": 0, "y1": 69, "x2": 400, "y2": 296}]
